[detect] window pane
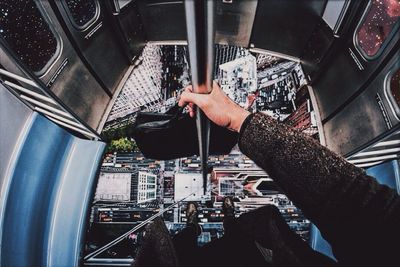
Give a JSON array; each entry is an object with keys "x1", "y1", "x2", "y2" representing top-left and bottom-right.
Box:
[
  {"x1": 0, "y1": 1, "x2": 58, "y2": 73},
  {"x1": 356, "y1": 0, "x2": 400, "y2": 57},
  {"x1": 389, "y1": 68, "x2": 400, "y2": 106},
  {"x1": 64, "y1": 0, "x2": 97, "y2": 28}
]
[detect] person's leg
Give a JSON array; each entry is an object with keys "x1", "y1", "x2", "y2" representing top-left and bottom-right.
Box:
[
  {"x1": 172, "y1": 202, "x2": 201, "y2": 267},
  {"x1": 222, "y1": 196, "x2": 236, "y2": 236},
  {"x1": 236, "y1": 205, "x2": 337, "y2": 267},
  {"x1": 199, "y1": 230, "x2": 269, "y2": 267},
  {"x1": 172, "y1": 225, "x2": 198, "y2": 267},
  {"x1": 197, "y1": 198, "x2": 271, "y2": 267}
]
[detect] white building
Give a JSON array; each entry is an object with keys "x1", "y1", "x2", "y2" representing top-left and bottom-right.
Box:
[
  {"x1": 219, "y1": 53, "x2": 257, "y2": 107},
  {"x1": 219, "y1": 177, "x2": 244, "y2": 197},
  {"x1": 174, "y1": 173, "x2": 210, "y2": 201},
  {"x1": 137, "y1": 171, "x2": 157, "y2": 204},
  {"x1": 94, "y1": 171, "x2": 131, "y2": 202},
  {"x1": 107, "y1": 44, "x2": 164, "y2": 122},
  {"x1": 214, "y1": 45, "x2": 244, "y2": 78}
]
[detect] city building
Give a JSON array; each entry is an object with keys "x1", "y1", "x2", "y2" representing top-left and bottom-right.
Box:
[
  {"x1": 163, "y1": 173, "x2": 175, "y2": 203},
  {"x1": 107, "y1": 44, "x2": 163, "y2": 122},
  {"x1": 218, "y1": 53, "x2": 257, "y2": 107},
  {"x1": 174, "y1": 172, "x2": 209, "y2": 201},
  {"x1": 94, "y1": 170, "x2": 132, "y2": 202},
  {"x1": 214, "y1": 44, "x2": 245, "y2": 78},
  {"x1": 211, "y1": 168, "x2": 270, "y2": 200},
  {"x1": 255, "y1": 53, "x2": 281, "y2": 70},
  {"x1": 133, "y1": 171, "x2": 157, "y2": 204},
  {"x1": 160, "y1": 45, "x2": 189, "y2": 100},
  {"x1": 218, "y1": 178, "x2": 244, "y2": 197}
]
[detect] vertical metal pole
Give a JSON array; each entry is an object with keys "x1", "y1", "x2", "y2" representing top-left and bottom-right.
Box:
[{"x1": 184, "y1": 0, "x2": 215, "y2": 195}]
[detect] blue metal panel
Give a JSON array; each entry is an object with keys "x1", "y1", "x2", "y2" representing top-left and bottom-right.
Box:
[
  {"x1": 309, "y1": 224, "x2": 337, "y2": 261},
  {"x1": 366, "y1": 160, "x2": 400, "y2": 193},
  {"x1": 2, "y1": 115, "x2": 70, "y2": 267},
  {"x1": 46, "y1": 138, "x2": 105, "y2": 266},
  {"x1": 1, "y1": 113, "x2": 105, "y2": 267}
]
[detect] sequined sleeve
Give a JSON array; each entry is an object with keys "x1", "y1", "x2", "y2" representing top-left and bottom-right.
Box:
[{"x1": 238, "y1": 112, "x2": 400, "y2": 264}]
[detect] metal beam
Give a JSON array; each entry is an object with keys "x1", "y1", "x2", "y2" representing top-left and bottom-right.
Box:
[{"x1": 184, "y1": 0, "x2": 215, "y2": 195}]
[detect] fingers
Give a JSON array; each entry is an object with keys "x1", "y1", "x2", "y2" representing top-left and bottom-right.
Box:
[
  {"x1": 178, "y1": 85, "x2": 194, "y2": 108},
  {"x1": 188, "y1": 102, "x2": 195, "y2": 118},
  {"x1": 178, "y1": 90, "x2": 206, "y2": 108},
  {"x1": 185, "y1": 85, "x2": 193, "y2": 93}
]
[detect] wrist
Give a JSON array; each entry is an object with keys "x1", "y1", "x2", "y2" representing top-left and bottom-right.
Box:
[{"x1": 230, "y1": 109, "x2": 251, "y2": 132}]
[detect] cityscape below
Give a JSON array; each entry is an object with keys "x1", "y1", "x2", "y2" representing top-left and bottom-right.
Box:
[{"x1": 85, "y1": 44, "x2": 318, "y2": 260}]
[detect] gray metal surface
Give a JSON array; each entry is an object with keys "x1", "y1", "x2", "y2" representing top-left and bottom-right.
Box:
[
  {"x1": 0, "y1": 84, "x2": 33, "y2": 217},
  {"x1": 138, "y1": 0, "x2": 187, "y2": 41},
  {"x1": 105, "y1": 0, "x2": 147, "y2": 62},
  {"x1": 312, "y1": 2, "x2": 399, "y2": 122},
  {"x1": 0, "y1": 1, "x2": 111, "y2": 130},
  {"x1": 250, "y1": 0, "x2": 327, "y2": 58},
  {"x1": 214, "y1": 0, "x2": 258, "y2": 47},
  {"x1": 323, "y1": 50, "x2": 400, "y2": 156},
  {"x1": 139, "y1": 0, "x2": 257, "y2": 47},
  {"x1": 184, "y1": 0, "x2": 215, "y2": 194},
  {"x1": 52, "y1": 0, "x2": 130, "y2": 94},
  {"x1": 322, "y1": 0, "x2": 350, "y2": 33}
]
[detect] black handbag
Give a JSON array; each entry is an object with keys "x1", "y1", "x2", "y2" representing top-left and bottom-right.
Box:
[{"x1": 131, "y1": 105, "x2": 238, "y2": 160}]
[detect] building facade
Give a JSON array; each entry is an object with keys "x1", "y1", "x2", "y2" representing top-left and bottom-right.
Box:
[
  {"x1": 107, "y1": 44, "x2": 163, "y2": 122},
  {"x1": 94, "y1": 170, "x2": 132, "y2": 202},
  {"x1": 135, "y1": 171, "x2": 157, "y2": 204}
]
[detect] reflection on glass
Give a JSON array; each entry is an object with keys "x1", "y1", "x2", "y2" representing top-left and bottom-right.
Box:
[
  {"x1": 390, "y1": 68, "x2": 400, "y2": 106},
  {"x1": 0, "y1": 1, "x2": 58, "y2": 73},
  {"x1": 64, "y1": 0, "x2": 98, "y2": 28},
  {"x1": 356, "y1": 0, "x2": 400, "y2": 57}
]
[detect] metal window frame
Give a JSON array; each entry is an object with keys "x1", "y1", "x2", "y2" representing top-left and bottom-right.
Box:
[
  {"x1": 31, "y1": 1, "x2": 64, "y2": 77},
  {"x1": 353, "y1": 0, "x2": 400, "y2": 61},
  {"x1": 322, "y1": 0, "x2": 352, "y2": 34},
  {"x1": 334, "y1": 0, "x2": 352, "y2": 34},
  {"x1": 384, "y1": 60, "x2": 400, "y2": 121},
  {"x1": 0, "y1": 36, "x2": 102, "y2": 141},
  {"x1": 61, "y1": 0, "x2": 101, "y2": 31}
]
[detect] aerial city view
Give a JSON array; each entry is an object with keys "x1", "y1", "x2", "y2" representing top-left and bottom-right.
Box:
[{"x1": 84, "y1": 44, "x2": 319, "y2": 260}]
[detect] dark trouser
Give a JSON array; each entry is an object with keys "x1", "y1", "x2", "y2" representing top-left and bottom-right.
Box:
[
  {"x1": 172, "y1": 215, "x2": 269, "y2": 267},
  {"x1": 172, "y1": 225, "x2": 199, "y2": 267},
  {"x1": 172, "y1": 205, "x2": 337, "y2": 267}
]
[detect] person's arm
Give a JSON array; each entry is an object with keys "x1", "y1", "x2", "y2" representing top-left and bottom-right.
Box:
[
  {"x1": 179, "y1": 83, "x2": 400, "y2": 265},
  {"x1": 239, "y1": 113, "x2": 400, "y2": 265}
]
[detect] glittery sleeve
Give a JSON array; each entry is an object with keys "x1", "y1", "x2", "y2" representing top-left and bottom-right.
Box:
[{"x1": 238, "y1": 112, "x2": 400, "y2": 264}]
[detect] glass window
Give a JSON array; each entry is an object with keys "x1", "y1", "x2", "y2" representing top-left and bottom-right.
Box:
[
  {"x1": 64, "y1": 0, "x2": 98, "y2": 29},
  {"x1": 356, "y1": 0, "x2": 400, "y2": 58},
  {"x1": 389, "y1": 68, "x2": 400, "y2": 107},
  {"x1": 0, "y1": 1, "x2": 60, "y2": 74}
]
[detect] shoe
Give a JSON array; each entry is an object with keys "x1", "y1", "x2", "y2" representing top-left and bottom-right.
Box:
[
  {"x1": 185, "y1": 202, "x2": 202, "y2": 235},
  {"x1": 222, "y1": 197, "x2": 235, "y2": 219}
]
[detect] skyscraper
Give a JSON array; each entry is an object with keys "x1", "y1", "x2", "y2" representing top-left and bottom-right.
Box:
[
  {"x1": 107, "y1": 44, "x2": 163, "y2": 122},
  {"x1": 214, "y1": 45, "x2": 245, "y2": 79}
]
